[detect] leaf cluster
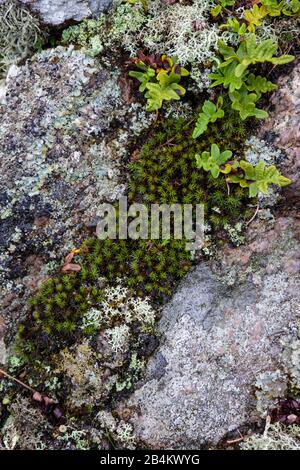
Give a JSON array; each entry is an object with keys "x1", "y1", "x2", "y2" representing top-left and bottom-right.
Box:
[
  {"x1": 210, "y1": 34, "x2": 294, "y2": 119},
  {"x1": 226, "y1": 160, "x2": 291, "y2": 197},
  {"x1": 211, "y1": 0, "x2": 236, "y2": 17},
  {"x1": 192, "y1": 97, "x2": 224, "y2": 139},
  {"x1": 195, "y1": 144, "x2": 236, "y2": 179},
  {"x1": 129, "y1": 55, "x2": 189, "y2": 111}
]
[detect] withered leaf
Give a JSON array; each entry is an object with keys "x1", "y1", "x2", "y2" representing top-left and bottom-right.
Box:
[{"x1": 61, "y1": 263, "x2": 81, "y2": 273}]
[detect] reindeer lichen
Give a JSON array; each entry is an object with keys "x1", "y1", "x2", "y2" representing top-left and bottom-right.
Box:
[{"x1": 0, "y1": 1, "x2": 45, "y2": 78}]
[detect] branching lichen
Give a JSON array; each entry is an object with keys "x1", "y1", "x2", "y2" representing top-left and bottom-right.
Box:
[
  {"x1": 0, "y1": 0, "x2": 45, "y2": 77},
  {"x1": 240, "y1": 421, "x2": 300, "y2": 450}
]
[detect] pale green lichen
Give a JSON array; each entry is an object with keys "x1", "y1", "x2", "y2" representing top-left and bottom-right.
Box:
[
  {"x1": 224, "y1": 222, "x2": 245, "y2": 247},
  {"x1": 53, "y1": 342, "x2": 113, "y2": 410},
  {"x1": 1, "y1": 397, "x2": 50, "y2": 450},
  {"x1": 253, "y1": 322, "x2": 300, "y2": 417},
  {"x1": 240, "y1": 420, "x2": 300, "y2": 450},
  {"x1": 280, "y1": 324, "x2": 300, "y2": 392},
  {"x1": 255, "y1": 370, "x2": 288, "y2": 417},
  {"x1": 96, "y1": 410, "x2": 136, "y2": 449},
  {"x1": 0, "y1": 0, "x2": 45, "y2": 77}
]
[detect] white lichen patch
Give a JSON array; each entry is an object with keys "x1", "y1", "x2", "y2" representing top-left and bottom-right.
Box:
[
  {"x1": 241, "y1": 421, "x2": 300, "y2": 450},
  {"x1": 81, "y1": 281, "x2": 156, "y2": 333}
]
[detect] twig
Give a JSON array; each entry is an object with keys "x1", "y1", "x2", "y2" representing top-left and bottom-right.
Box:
[
  {"x1": 226, "y1": 437, "x2": 244, "y2": 444},
  {"x1": 0, "y1": 367, "x2": 36, "y2": 394},
  {"x1": 246, "y1": 203, "x2": 259, "y2": 226},
  {"x1": 226, "y1": 430, "x2": 244, "y2": 445},
  {"x1": 226, "y1": 180, "x2": 231, "y2": 196}
]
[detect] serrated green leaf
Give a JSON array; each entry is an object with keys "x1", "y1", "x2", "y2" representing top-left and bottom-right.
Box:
[
  {"x1": 246, "y1": 73, "x2": 277, "y2": 96},
  {"x1": 193, "y1": 100, "x2": 224, "y2": 139},
  {"x1": 235, "y1": 63, "x2": 248, "y2": 77},
  {"x1": 230, "y1": 159, "x2": 292, "y2": 196}
]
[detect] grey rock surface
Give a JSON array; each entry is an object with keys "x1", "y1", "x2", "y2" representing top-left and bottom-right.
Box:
[
  {"x1": 0, "y1": 45, "x2": 152, "y2": 340},
  {"x1": 19, "y1": 0, "x2": 113, "y2": 25},
  {"x1": 128, "y1": 216, "x2": 300, "y2": 448}
]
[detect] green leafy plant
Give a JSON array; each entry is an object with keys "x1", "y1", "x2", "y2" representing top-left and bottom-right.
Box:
[
  {"x1": 211, "y1": 0, "x2": 235, "y2": 17},
  {"x1": 129, "y1": 56, "x2": 189, "y2": 111},
  {"x1": 221, "y1": 17, "x2": 247, "y2": 35},
  {"x1": 227, "y1": 160, "x2": 291, "y2": 197},
  {"x1": 244, "y1": 4, "x2": 269, "y2": 32},
  {"x1": 192, "y1": 97, "x2": 224, "y2": 138},
  {"x1": 195, "y1": 144, "x2": 235, "y2": 178},
  {"x1": 261, "y1": 0, "x2": 300, "y2": 16},
  {"x1": 128, "y1": 63, "x2": 155, "y2": 92},
  {"x1": 229, "y1": 88, "x2": 268, "y2": 120},
  {"x1": 209, "y1": 34, "x2": 294, "y2": 119}
]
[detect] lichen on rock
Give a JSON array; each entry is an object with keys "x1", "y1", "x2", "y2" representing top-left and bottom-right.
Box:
[
  {"x1": 19, "y1": 0, "x2": 113, "y2": 25},
  {"x1": 0, "y1": 44, "x2": 153, "y2": 339},
  {"x1": 1, "y1": 0, "x2": 300, "y2": 453},
  {"x1": 127, "y1": 216, "x2": 300, "y2": 448}
]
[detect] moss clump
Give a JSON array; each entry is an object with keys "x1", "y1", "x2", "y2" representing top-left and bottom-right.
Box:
[
  {"x1": 8, "y1": 110, "x2": 253, "y2": 440},
  {"x1": 16, "y1": 112, "x2": 251, "y2": 353},
  {"x1": 129, "y1": 113, "x2": 251, "y2": 229}
]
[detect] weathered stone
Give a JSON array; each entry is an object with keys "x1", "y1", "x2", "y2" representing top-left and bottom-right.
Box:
[
  {"x1": 126, "y1": 63, "x2": 300, "y2": 449},
  {"x1": 0, "y1": 46, "x2": 152, "y2": 337},
  {"x1": 19, "y1": 0, "x2": 113, "y2": 25},
  {"x1": 259, "y1": 62, "x2": 300, "y2": 207},
  {"x1": 128, "y1": 217, "x2": 300, "y2": 448}
]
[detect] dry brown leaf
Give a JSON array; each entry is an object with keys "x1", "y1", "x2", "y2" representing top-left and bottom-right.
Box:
[{"x1": 61, "y1": 263, "x2": 81, "y2": 273}]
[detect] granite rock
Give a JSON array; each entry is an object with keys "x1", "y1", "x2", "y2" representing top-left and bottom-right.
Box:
[
  {"x1": 19, "y1": 0, "x2": 113, "y2": 25},
  {"x1": 0, "y1": 46, "x2": 152, "y2": 341},
  {"x1": 128, "y1": 216, "x2": 300, "y2": 448},
  {"x1": 259, "y1": 62, "x2": 300, "y2": 207}
]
